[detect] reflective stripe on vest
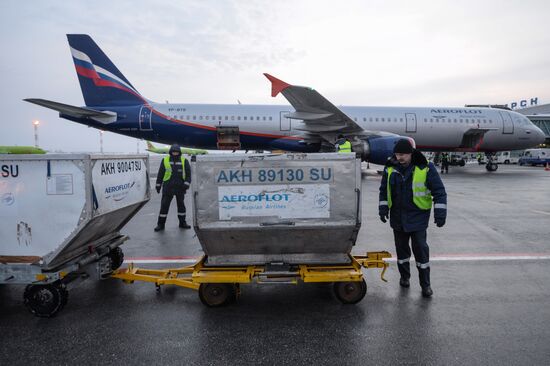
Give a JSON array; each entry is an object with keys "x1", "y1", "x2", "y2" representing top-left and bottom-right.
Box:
[
  {"x1": 163, "y1": 156, "x2": 186, "y2": 182},
  {"x1": 386, "y1": 166, "x2": 432, "y2": 210},
  {"x1": 338, "y1": 140, "x2": 352, "y2": 153}
]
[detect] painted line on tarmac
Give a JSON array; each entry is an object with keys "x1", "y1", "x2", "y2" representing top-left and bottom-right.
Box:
[
  {"x1": 124, "y1": 254, "x2": 550, "y2": 264},
  {"x1": 531, "y1": 210, "x2": 550, "y2": 216}
]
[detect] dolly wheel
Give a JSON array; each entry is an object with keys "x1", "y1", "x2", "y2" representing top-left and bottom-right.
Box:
[
  {"x1": 23, "y1": 283, "x2": 68, "y2": 317},
  {"x1": 198, "y1": 283, "x2": 235, "y2": 307},
  {"x1": 333, "y1": 279, "x2": 367, "y2": 304},
  {"x1": 109, "y1": 247, "x2": 125, "y2": 270}
]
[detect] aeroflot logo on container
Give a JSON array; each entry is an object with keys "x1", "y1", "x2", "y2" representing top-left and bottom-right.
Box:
[
  {"x1": 105, "y1": 181, "x2": 135, "y2": 201},
  {"x1": 220, "y1": 193, "x2": 291, "y2": 203}
]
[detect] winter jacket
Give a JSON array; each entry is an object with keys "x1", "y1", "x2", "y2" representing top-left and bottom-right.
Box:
[{"x1": 379, "y1": 150, "x2": 447, "y2": 232}]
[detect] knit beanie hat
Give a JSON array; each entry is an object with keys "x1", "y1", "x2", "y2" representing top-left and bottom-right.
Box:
[{"x1": 393, "y1": 139, "x2": 413, "y2": 154}]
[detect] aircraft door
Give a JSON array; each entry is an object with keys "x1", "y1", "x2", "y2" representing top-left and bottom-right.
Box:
[
  {"x1": 499, "y1": 111, "x2": 514, "y2": 134},
  {"x1": 405, "y1": 113, "x2": 417, "y2": 133},
  {"x1": 280, "y1": 111, "x2": 291, "y2": 132},
  {"x1": 139, "y1": 106, "x2": 152, "y2": 131}
]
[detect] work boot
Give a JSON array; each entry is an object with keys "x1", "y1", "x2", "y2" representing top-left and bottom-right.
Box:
[
  {"x1": 422, "y1": 286, "x2": 433, "y2": 298},
  {"x1": 155, "y1": 216, "x2": 167, "y2": 232},
  {"x1": 179, "y1": 216, "x2": 191, "y2": 229},
  {"x1": 399, "y1": 277, "x2": 410, "y2": 288}
]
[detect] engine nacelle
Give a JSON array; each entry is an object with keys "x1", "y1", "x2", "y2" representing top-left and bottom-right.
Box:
[{"x1": 354, "y1": 136, "x2": 415, "y2": 165}]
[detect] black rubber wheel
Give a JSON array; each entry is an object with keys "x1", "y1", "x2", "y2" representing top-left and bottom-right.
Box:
[
  {"x1": 459, "y1": 159, "x2": 465, "y2": 167},
  {"x1": 23, "y1": 283, "x2": 68, "y2": 318},
  {"x1": 486, "y1": 163, "x2": 498, "y2": 172},
  {"x1": 109, "y1": 247, "x2": 125, "y2": 270},
  {"x1": 198, "y1": 283, "x2": 235, "y2": 307},
  {"x1": 333, "y1": 279, "x2": 367, "y2": 304}
]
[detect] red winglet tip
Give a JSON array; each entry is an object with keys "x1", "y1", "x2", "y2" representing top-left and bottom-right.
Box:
[{"x1": 263, "y1": 73, "x2": 291, "y2": 97}]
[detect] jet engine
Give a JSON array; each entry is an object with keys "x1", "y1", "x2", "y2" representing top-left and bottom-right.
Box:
[{"x1": 353, "y1": 136, "x2": 415, "y2": 165}]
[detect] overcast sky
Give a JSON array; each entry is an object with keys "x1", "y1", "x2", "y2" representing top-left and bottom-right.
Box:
[{"x1": 1, "y1": 0, "x2": 549, "y2": 152}]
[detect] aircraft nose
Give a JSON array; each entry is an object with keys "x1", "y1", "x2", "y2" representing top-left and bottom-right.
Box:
[{"x1": 533, "y1": 125, "x2": 546, "y2": 145}]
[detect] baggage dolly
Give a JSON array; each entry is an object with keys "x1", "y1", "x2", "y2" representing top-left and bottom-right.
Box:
[{"x1": 111, "y1": 251, "x2": 391, "y2": 307}]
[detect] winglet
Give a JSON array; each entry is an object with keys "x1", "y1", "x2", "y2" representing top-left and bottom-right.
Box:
[{"x1": 263, "y1": 73, "x2": 291, "y2": 97}]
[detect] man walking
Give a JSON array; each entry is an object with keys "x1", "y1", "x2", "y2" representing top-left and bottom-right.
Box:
[
  {"x1": 154, "y1": 144, "x2": 192, "y2": 231},
  {"x1": 441, "y1": 152, "x2": 450, "y2": 174},
  {"x1": 379, "y1": 139, "x2": 447, "y2": 297}
]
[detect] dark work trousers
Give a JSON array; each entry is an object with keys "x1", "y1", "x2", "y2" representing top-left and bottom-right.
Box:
[
  {"x1": 441, "y1": 161, "x2": 449, "y2": 174},
  {"x1": 393, "y1": 229, "x2": 431, "y2": 288},
  {"x1": 157, "y1": 191, "x2": 186, "y2": 227}
]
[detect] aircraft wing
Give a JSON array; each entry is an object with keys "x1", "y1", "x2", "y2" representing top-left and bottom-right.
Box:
[
  {"x1": 24, "y1": 98, "x2": 117, "y2": 124},
  {"x1": 263, "y1": 74, "x2": 372, "y2": 137}
]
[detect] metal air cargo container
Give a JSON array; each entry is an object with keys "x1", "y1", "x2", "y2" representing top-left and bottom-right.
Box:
[
  {"x1": 0, "y1": 154, "x2": 150, "y2": 316},
  {"x1": 192, "y1": 153, "x2": 361, "y2": 266}
]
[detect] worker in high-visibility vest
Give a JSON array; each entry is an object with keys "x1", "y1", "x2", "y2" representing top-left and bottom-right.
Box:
[
  {"x1": 154, "y1": 144, "x2": 192, "y2": 231},
  {"x1": 378, "y1": 139, "x2": 447, "y2": 298},
  {"x1": 335, "y1": 135, "x2": 352, "y2": 153}
]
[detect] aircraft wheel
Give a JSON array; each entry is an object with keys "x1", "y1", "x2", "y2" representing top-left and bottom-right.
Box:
[
  {"x1": 333, "y1": 279, "x2": 367, "y2": 304},
  {"x1": 459, "y1": 159, "x2": 466, "y2": 167},
  {"x1": 486, "y1": 163, "x2": 498, "y2": 172},
  {"x1": 24, "y1": 282, "x2": 68, "y2": 318},
  {"x1": 199, "y1": 283, "x2": 236, "y2": 307},
  {"x1": 504, "y1": 160, "x2": 510, "y2": 164}
]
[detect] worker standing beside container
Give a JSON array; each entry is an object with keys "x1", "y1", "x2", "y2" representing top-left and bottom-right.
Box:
[
  {"x1": 378, "y1": 139, "x2": 447, "y2": 298},
  {"x1": 335, "y1": 134, "x2": 352, "y2": 153},
  {"x1": 154, "y1": 144, "x2": 192, "y2": 231}
]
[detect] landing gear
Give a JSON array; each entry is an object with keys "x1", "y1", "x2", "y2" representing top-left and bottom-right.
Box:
[
  {"x1": 198, "y1": 283, "x2": 237, "y2": 307},
  {"x1": 333, "y1": 279, "x2": 367, "y2": 304},
  {"x1": 23, "y1": 282, "x2": 68, "y2": 318},
  {"x1": 485, "y1": 153, "x2": 498, "y2": 172}
]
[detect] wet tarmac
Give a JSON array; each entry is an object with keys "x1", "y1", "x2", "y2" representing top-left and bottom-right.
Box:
[{"x1": 1, "y1": 157, "x2": 550, "y2": 365}]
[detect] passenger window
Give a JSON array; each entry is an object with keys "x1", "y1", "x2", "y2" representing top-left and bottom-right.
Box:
[
  {"x1": 424, "y1": 118, "x2": 427, "y2": 122},
  {"x1": 231, "y1": 116, "x2": 235, "y2": 120},
  {"x1": 244, "y1": 116, "x2": 247, "y2": 120},
  {"x1": 381, "y1": 118, "x2": 385, "y2": 122},
  {"x1": 257, "y1": 117, "x2": 260, "y2": 121},
  {"x1": 206, "y1": 116, "x2": 209, "y2": 120},
  {"x1": 263, "y1": 117, "x2": 266, "y2": 121},
  {"x1": 237, "y1": 116, "x2": 241, "y2": 120},
  {"x1": 269, "y1": 117, "x2": 272, "y2": 121},
  {"x1": 363, "y1": 117, "x2": 366, "y2": 122},
  {"x1": 375, "y1": 118, "x2": 379, "y2": 122},
  {"x1": 370, "y1": 117, "x2": 373, "y2": 122}
]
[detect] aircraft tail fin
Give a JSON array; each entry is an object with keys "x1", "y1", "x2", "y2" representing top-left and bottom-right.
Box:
[{"x1": 67, "y1": 34, "x2": 144, "y2": 107}]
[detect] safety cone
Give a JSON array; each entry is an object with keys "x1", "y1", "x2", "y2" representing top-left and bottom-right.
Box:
[{"x1": 545, "y1": 163, "x2": 550, "y2": 171}]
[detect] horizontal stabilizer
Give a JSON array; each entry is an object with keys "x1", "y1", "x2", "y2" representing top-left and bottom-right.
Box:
[{"x1": 24, "y1": 98, "x2": 117, "y2": 123}]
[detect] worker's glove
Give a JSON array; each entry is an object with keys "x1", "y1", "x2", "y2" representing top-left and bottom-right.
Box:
[
  {"x1": 183, "y1": 182, "x2": 190, "y2": 191},
  {"x1": 155, "y1": 184, "x2": 161, "y2": 194},
  {"x1": 435, "y1": 217, "x2": 446, "y2": 227},
  {"x1": 379, "y1": 213, "x2": 389, "y2": 223},
  {"x1": 379, "y1": 204, "x2": 389, "y2": 223}
]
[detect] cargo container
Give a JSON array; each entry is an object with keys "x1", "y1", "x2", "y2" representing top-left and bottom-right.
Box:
[
  {"x1": 192, "y1": 153, "x2": 361, "y2": 266},
  {"x1": 0, "y1": 154, "x2": 150, "y2": 316}
]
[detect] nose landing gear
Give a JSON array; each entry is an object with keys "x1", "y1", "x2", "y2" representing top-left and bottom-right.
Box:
[{"x1": 485, "y1": 153, "x2": 498, "y2": 172}]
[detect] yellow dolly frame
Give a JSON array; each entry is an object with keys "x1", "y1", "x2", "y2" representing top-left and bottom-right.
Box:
[{"x1": 111, "y1": 251, "x2": 391, "y2": 307}]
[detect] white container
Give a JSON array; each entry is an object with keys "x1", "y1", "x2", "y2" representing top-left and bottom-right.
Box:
[{"x1": 0, "y1": 154, "x2": 150, "y2": 281}]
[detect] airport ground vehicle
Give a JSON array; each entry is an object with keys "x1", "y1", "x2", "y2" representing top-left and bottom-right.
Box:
[
  {"x1": 0, "y1": 154, "x2": 150, "y2": 317},
  {"x1": 518, "y1": 148, "x2": 550, "y2": 166},
  {"x1": 113, "y1": 153, "x2": 391, "y2": 306},
  {"x1": 496, "y1": 151, "x2": 523, "y2": 164}
]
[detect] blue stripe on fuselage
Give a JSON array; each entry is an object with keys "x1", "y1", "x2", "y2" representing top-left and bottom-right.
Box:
[{"x1": 61, "y1": 105, "x2": 320, "y2": 152}]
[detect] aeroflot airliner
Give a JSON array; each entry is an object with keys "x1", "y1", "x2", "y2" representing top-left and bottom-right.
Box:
[{"x1": 26, "y1": 34, "x2": 546, "y2": 171}]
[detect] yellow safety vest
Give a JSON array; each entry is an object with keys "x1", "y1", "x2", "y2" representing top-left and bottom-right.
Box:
[
  {"x1": 338, "y1": 140, "x2": 352, "y2": 153},
  {"x1": 163, "y1": 156, "x2": 186, "y2": 181},
  {"x1": 386, "y1": 166, "x2": 432, "y2": 210}
]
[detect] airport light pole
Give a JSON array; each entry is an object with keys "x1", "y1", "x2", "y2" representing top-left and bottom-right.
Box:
[
  {"x1": 100, "y1": 130, "x2": 104, "y2": 153},
  {"x1": 33, "y1": 120, "x2": 40, "y2": 148}
]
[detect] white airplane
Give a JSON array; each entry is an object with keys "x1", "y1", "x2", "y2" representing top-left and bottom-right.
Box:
[{"x1": 25, "y1": 34, "x2": 546, "y2": 171}]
